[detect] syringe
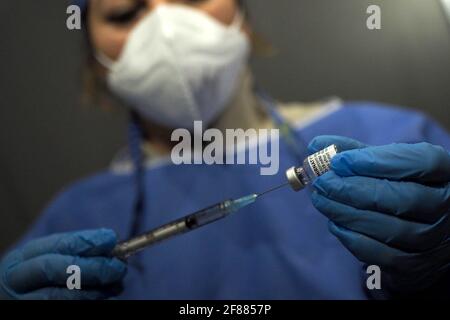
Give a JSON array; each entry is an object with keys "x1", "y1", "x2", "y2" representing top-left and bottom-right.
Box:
[
  {"x1": 112, "y1": 144, "x2": 339, "y2": 259},
  {"x1": 112, "y1": 194, "x2": 259, "y2": 259}
]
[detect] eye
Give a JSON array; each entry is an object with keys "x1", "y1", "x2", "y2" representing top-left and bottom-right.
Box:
[{"x1": 105, "y1": 1, "x2": 147, "y2": 25}]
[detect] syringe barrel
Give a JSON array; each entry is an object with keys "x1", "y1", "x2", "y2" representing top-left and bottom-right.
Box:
[
  {"x1": 286, "y1": 144, "x2": 339, "y2": 191},
  {"x1": 186, "y1": 200, "x2": 233, "y2": 227},
  {"x1": 112, "y1": 200, "x2": 233, "y2": 259},
  {"x1": 112, "y1": 219, "x2": 189, "y2": 259}
]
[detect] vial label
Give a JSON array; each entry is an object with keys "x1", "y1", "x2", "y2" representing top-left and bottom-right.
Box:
[{"x1": 307, "y1": 145, "x2": 338, "y2": 177}]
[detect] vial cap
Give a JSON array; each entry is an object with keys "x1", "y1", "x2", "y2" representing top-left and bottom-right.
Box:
[{"x1": 286, "y1": 166, "x2": 304, "y2": 191}]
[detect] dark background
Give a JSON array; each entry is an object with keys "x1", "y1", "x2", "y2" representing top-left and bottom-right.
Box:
[{"x1": 1, "y1": 0, "x2": 449, "y2": 254}]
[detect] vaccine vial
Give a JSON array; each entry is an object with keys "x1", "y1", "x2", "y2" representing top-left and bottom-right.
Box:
[{"x1": 285, "y1": 144, "x2": 339, "y2": 191}]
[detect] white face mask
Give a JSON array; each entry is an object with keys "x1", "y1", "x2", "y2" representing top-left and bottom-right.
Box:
[{"x1": 98, "y1": 4, "x2": 250, "y2": 129}]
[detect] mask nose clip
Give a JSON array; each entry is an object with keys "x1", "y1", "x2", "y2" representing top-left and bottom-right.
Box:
[{"x1": 94, "y1": 8, "x2": 244, "y2": 71}]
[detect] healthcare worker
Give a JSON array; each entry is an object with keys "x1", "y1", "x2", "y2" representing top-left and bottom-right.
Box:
[{"x1": 1, "y1": 0, "x2": 449, "y2": 300}]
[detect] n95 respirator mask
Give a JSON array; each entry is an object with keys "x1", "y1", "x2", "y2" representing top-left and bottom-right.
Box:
[{"x1": 98, "y1": 4, "x2": 250, "y2": 130}]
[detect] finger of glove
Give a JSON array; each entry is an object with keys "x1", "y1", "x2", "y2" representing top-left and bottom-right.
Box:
[
  {"x1": 329, "y1": 222, "x2": 450, "y2": 289},
  {"x1": 327, "y1": 221, "x2": 414, "y2": 274},
  {"x1": 20, "y1": 287, "x2": 115, "y2": 300},
  {"x1": 308, "y1": 135, "x2": 368, "y2": 154},
  {"x1": 19, "y1": 229, "x2": 117, "y2": 260},
  {"x1": 313, "y1": 171, "x2": 450, "y2": 224},
  {"x1": 331, "y1": 143, "x2": 450, "y2": 183},
  {"x1": 312, "y1": 192, "x2": 449, "y2": 252},
  {"x1": 6, "y1": 254, "x2": 127, "y2": 294}
]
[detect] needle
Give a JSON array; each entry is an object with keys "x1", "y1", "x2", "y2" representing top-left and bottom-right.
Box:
[{"x1": 257, "y1": 182, "x2": 290, "y2": 198}]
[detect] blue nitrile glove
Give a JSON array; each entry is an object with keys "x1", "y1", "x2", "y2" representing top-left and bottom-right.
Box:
[
  {"x1": 308, "y1": 136, "x2": 450, "y2": 296},
  {"x1": 0, "y1": 229, "x2": 127, "y2": 300}
]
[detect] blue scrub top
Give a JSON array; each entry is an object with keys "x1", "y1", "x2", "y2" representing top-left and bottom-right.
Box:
[{"x1": 17, "y1": 102, "x2": 450, "y2": 299}]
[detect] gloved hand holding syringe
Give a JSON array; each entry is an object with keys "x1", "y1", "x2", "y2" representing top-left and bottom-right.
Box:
[{"x1": 112, "y1": 145, "x2": 339, "y2": 260}]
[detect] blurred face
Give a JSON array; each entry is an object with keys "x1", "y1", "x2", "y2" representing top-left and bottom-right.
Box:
[{"x1": 88, "y1": 0, "x2": 241, "y2": 62}]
